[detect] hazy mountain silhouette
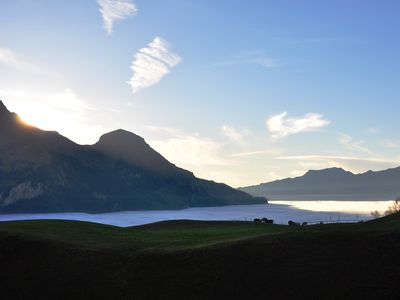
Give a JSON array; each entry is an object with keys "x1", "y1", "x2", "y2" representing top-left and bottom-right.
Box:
[
  {"x1": 0, "y1": 100, "x2": 265, "y2": 213},
  {"x1": 240, "y1": 167, "x2": 400, "y2": 200}
]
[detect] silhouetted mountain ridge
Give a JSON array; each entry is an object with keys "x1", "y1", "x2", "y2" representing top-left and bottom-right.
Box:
[
  {"x1": 92, "y1": 129, "x2": 189, "y2": 177},
  {"x1": 240, "y1": 167, "x2": 400, "y2": 200},
  {"x1": 304, "y1": 167, "x2": 352, "y2": 177},
  {"x1": 0, "y1": 100, "x2": 265, "y2": 213}
]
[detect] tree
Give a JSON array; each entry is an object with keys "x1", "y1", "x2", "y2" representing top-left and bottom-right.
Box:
[
  {"x1": 384, "y1": 197, "x2": 400, "y2": 216},
  {"x1": 371, "y1": 210, "x2": 381, "y2": 218},
  {"x1": 370, "y1": 197, "x2": 400, "y2": 218}
]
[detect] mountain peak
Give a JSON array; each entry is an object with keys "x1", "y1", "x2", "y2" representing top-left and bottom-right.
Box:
[
  {"x1": 240, "y1": 166, "x2": 400, "y2": 200},
  {"x1": 93, "y1": 129, "x2": 181, "y2": 176},
  {"x1": 98, "y1": 129, "x2": 145, "y2": 144},
  {"x1": 0, "y1": 100, "x2": 11, "y2": 115},
  {"x1": 0, "y1": 100, "x2": 21, "y2": 132},
  {"x1": 304, "y1": 167, "x2": 352, "y2": 177},
  {"x1": 0, "y1": 102, "x2": 265, "y2": 213}
]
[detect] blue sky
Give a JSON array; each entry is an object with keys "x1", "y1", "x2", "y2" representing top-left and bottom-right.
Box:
[{"x1": 0, "y1": 0, "x2": 399, "y2": 187}]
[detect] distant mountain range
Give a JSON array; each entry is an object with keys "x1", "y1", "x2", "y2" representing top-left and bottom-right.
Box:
[
  {"x1": 240, "y1": 167, "x2": 400, "y2": 200},
  {"x1": 0, "y1": 100, "x2": 265, "y2": 213}
]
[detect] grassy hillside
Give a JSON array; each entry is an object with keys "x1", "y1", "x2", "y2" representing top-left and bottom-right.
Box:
[
  {"x1": 0, "y1": 219, "x2": 292, "y2": 252},
  {"x1": 1, "y1": 216, "x2": 400, "y2": 299}
]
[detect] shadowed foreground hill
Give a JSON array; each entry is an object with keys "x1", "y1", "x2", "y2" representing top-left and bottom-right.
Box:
[
  {"x1": 1, "y1": 215, "x2": 400, "y2": 299},
  {"x1": 241, "y1": 167, "x2": 400, "y2": 200},
  {"x1": 0, "y1": 100, "x2": 265, "y2": 213}
]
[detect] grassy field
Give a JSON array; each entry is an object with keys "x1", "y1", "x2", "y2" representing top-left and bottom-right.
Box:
[
  {"x1": 0, "y1": 219, "x2": 296, "y2": 252},
  {"x1": 1, "y1": 214, "x2": 400, "y2": 299}
]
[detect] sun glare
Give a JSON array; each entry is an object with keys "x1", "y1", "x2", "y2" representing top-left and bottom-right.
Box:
[
  {"x1": 273, "y1": 200, "x2": 393, "y2": 215},
  {"x1": 15, "y1": 104, "x2": 64, "y2": 132}
]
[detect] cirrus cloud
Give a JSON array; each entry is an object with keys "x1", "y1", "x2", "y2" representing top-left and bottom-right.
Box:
[
  {"x1": 0, "y1": 47, "x2": 47, "y2": 74},
  {"x1": 97, "y1": 0, "x2": 137, "y2": 35},
  {"x1": 218, "y1": 50, "x2": 279, "y2": 69},
  {"x1": 338, "y1": 133, "x2": 374, "y2": 155},
  {"x1": 221, "y1": 125, "x2": 251, "y2": 143},
  {"x1": 127, "y1": 37, "x2": 181, "y2": 94},
  {"x1": 267, "y1": 112, "x2": 330, "y2": 139}
]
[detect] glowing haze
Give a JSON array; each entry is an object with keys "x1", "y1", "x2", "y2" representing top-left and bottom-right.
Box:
[{"x1": 0, "y1": 1, "x2": 399, "y2": 187}]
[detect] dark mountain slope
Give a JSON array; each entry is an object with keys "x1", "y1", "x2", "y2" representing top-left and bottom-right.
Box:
[
  {"x1": 92, "y1": 129, "x2": 188, "y2": 177},
  {"x1": 0, "y1": 100, "x2": 265, "y2": 213},
  {"x1": 240, "y1": 167, "x2": 400, "y2": 200},
  {"x1": 0, "y1": 101, "x2": 74, "y2": 150}
]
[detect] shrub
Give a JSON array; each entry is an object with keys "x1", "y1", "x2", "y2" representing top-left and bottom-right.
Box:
[
  {"x1": 371, "y1": 197, "x2": 400, "y2": 218},
  {"x1": 371, "y1": 210, "x2": 381, "y2": 218},
  {"x1": 384, "y1": 197, "x2": 400, "y2": 216}
]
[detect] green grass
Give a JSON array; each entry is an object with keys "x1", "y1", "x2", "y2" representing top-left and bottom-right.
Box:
[
  {"x1": 1, "y1": 213, "x2": 399, "y2": 253},
  {"x1": 0, "y1": 219, "x2": 294, "y2": 252},
  {"x1": 1, "y1": 214, "x2": 400, "y2": 299}
]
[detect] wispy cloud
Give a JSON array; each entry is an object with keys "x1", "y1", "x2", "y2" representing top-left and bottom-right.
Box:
[
  {"x1": 0, "y1": 48, "x2": 22, "y2": 68},
  {"x1": 0, "y1": 89, "x2": 32, "y2": 99},
  {"x1": 221, "y1": 125, "x2": 250, "y2": 143},
  {"x1": 267, "y1": 112, "x2": 330, "y2": 139},
  {"x1": 278, "y1": 37, "x2": 347, "y2": 46},
  {"x1": 245, "y1": 50, "x2": 279, "y2": 68},
  {"x1": 219, "y1": 50, "x2": 279, "y2": 68},
  {"x1": 338, "y1": 133, "x2": 374, "y2": 155},
  {"x1": 97, "y1": 0, "x2": 137, "y2": 35},
  {"x1": 127, "y1": 37, "x2": 181, "y2": 94},
  {"x1": 47, "y1": 89, "x2": 93, "y2": 112},
  {"x1": 229, "y1": 149, "x2": 280, "y2": 158},
  {"x1": 152, "y1": 135, "x2": 231, "y2": 167},
  {"x1": 0, "y1": 47, "x2": 44, "y2": 73},
  {"x1": 382, "y1": 140, "x2": 400, "y2": 149},
  {"x1": 277, "y1": 154, "x2": 399, "y2": 164},
  {"x1": 367, "y1": 127, "x2": 381, "y2": 134},
  {"x1": 137, "y1": 125, "x2": 231, "y2": 167}
]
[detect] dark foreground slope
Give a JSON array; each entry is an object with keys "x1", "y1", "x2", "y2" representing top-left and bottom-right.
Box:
[
  {"x1": 1, "y1": 215, "x2": 400, "y2": 299},
  {"x1": 241, "y1": 167, "x2": 400, "y2": 200},
  {"x1": 0, "y1": 100, "x2": 264, "y2": 213}
]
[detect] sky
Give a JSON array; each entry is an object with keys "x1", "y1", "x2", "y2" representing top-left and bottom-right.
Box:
[{"x1": 0, "y1": 0, "x2": 399, "y2": 187}]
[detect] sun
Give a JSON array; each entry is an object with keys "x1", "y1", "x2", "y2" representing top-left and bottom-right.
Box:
[{"x1": 15, "y1": 103, "x2": 66, "y2": 133}]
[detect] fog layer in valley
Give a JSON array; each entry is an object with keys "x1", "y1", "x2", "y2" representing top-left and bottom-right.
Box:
[{"x1": 0, "y1": 201, "x2": 392, "y2": 227}]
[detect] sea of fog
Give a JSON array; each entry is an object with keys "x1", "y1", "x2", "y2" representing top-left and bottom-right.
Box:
[{"x1": 0, "y1": 200, "x2": 393, "y2": 227}]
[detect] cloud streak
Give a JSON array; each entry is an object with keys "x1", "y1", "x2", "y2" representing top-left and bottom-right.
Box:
[
  {"x1": 137, "y1": 125, "x2": 231, "y2": 167},
  {"x1": 267, "y1": 112, "x2": 330, "y2": 139},
  {"x1": 382, "y1": 140, "x2": 400, "y2": 149},
  {"x1": 338, "y1": 133, "x2": 374, "y2": 155},
  {"x1": 277, "y1": 154, "x2": 399, "y2": 164},
  {"x1": 0, "y1": 47, "x2": 44, "y2": 73},
  {"x1": 221, "y1": 125, "x2": 250, "y2": 143},
  {"x1": 97, "y1": 0, "x2": 137, "y2": 35},
  {"x1": 229, "y1": 149, "x2": 280, "y2": 158},
  {"x1": 219, "y1": 50, "x2": 279, "y2": 69},
  {"x1": 152, "y1": 136, "x2": 231, "y2": 167},
  {"x1": 127, "y1": 37, "x2": 181, "y2": 94}
]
